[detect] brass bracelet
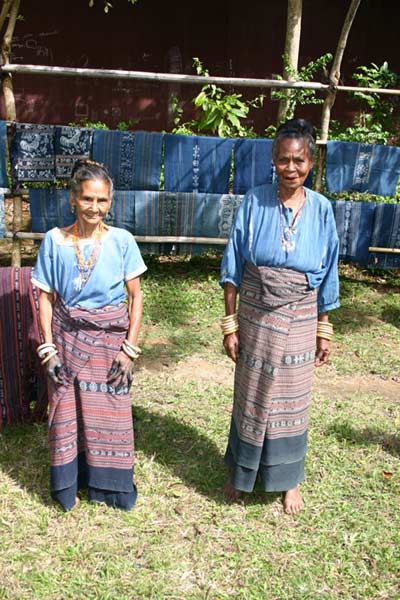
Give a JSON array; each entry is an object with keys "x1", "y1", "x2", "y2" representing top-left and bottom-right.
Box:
[{"x1": 223, "y1": 325, "x2": 239, "y2": 336}]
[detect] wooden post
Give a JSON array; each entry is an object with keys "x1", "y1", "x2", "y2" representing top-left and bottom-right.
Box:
[
  {"x1": 319, "y1": 0, "x2": 362, "y2": 143},
  {"x1": 1, "y1": 0, "x2": 20, "y2": 264},
  {"x1": 276, "y1": 0, "x2": 302, "y2": 124}
]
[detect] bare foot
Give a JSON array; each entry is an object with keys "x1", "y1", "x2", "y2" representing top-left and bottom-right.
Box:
[
  {"x1": 223, "y1": 481, "x2": 242, "y2": 503},
  {"x1": 282, "y1": 486, "x2": 304, "y2": 514},
  {"x1": 72, "y1": 496, "x2": 80, "y2": 509}
]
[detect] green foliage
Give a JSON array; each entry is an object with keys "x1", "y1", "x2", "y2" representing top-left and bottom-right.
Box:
[
  {"x1": 273, "y1": 53, "x2": 333, "y2": 123},
  {"x1": 328, "y1": 120, "x2": 392, "y2": 145},
  {"x1": 172, "y1": 58, "x2": 264, "y2": 138},
  {"x1": 68, "y1": 119, "x2": 109, "y2": 130},
  {"x1": 350, "y1": 62, "x2": 399, "y2": 135},
  {"x1": 116, "y1": 119, "x2": 140, "y2": 131},
  {"x1": 328, "y1": 62, "x2": 399, "y2": 145}
]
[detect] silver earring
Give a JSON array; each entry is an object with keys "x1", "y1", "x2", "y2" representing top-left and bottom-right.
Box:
[{"x1": 71, "y1": 205, "x2": 76, "y2": 215}]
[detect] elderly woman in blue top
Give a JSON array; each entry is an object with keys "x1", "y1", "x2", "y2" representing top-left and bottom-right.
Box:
[
  {"x1": 32, "y1": 159, "x2": 146, "y2": 511},
  {"x1": 220, "y1": 119, "x2": 339, "y2": 514}
]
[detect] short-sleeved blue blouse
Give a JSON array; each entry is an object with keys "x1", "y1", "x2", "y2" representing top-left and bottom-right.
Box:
[
  {"x1": 32, "y1": 226, "x2": 147, "y2": 308},
  {"x1": 220, "y1": 183, "x2": 340, "y2": 313}
]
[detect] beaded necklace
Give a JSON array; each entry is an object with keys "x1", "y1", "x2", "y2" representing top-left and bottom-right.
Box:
[
  {"x1": 278, "y1": 188, "x2": 306, "y2": 252},
  {"x1": 72, "y1": 221, "x2": 106, "y2": 285}
]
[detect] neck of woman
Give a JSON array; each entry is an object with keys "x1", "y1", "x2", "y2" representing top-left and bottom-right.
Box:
[
  {"x1": 278, "y1": 185, "x2": 305, "y2": 209},
  {"x1": 74, "y1": 219, "x2": 105, "y2": 239}
]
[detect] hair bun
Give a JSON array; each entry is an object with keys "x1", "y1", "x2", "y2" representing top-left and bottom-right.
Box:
[{"x1": 277, "y1": 118, "x2": 316, "y2": 141}]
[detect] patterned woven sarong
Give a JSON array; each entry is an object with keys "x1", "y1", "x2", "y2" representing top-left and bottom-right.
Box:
[
  {"x1": 225, "y1": 263, "x2": 318, "y2": 492},
  {"x1": 0, "y1": 268, "x2": 48, "y2": 429},
  {"x1": 49, "y1": 298, "x2": 136, "y2": 510}
]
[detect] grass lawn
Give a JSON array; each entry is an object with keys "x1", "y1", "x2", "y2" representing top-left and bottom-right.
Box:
[{"x1": 0, "y1": 256, "x2": 399, "y2": 600}]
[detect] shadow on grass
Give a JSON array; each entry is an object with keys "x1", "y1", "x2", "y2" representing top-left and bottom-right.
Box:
[
  {"x1": 0, "y1": 422, "x2": 51, "y2": 505},
  {"x1": 327, "y1": 422, "x2": 400, "y2": 458},
  {"x1": 134, "y1": 406, "x2": 279, "y2": 507}
]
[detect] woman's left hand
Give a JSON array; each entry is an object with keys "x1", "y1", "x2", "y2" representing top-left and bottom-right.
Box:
[
  {"x1": 107, "y1": 351, "x2": 135, "y2": 388},
  {"x1": 315, "y1": 337, "x2": 331, "y2": 367}
]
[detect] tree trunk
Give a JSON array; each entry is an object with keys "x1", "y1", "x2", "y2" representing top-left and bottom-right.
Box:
[
  {"x1": 1, "y1": 0, "x2": 20, "y2": 121},
  {"x1": 315, "y1": 0, "x2": 362, "y2": 191},
  {"x1": 276, "y1": 0, "x2": 302, "y2": 125}
]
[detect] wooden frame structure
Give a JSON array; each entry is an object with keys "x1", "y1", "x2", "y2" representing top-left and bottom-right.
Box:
[{"x1": 1, "y1": 63, "x2": 399, "y2": 266}]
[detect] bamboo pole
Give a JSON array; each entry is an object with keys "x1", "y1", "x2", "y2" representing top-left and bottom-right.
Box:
[
  {"x1": 4, "y1": 231, "x2": 228, "y2": 245},
  {"x1": 368, "y1": 247, "x2": 400, "y2": 254},
  {"x1": 2, "y1": 63, "x2": 398, "y2": 95}
]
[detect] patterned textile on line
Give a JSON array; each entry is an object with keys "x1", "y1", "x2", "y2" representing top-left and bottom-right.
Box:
[
  {"x1": 329, "y1": 199, "x2": 376, "y2": 266},
  {"x1": 10, "y1": 123, "x2": 55, "y2": 182},
  {"x1": 0, "y1": 267, "x2": 48, "y2": 429},
  {"x1": 29, "y1": 188, "x2": 135, "y2": 234},
  {"x1": 225, "y1": 263, "x2": 317, "y2": 493},
  {"x1": 92, "y1": 130, "x2": 163, "y2": 190},
  {"x1": 164, "y1": 134, "x2": 234, "y2": 194},
  {"x1": 55, "y1": 126, "x2": 93, "y2": 179},
  {"x1": 0, "y1": 120, "x2": 8, "y2": 188},
  {"x1": 326, "y1": 141, "x2": 400, "y2": 197},
  {"x1": 233, "y1": 138, "x2": 313, "y2": 195},
  {"x1": 369, "y1": 203, "x2": 400, "y2": 269},
  {"x1": 133, "y1": 191, "x2": 243, "y2": 254},
  {"x1": 0, "y1": 191, "x2": 5, "y2": 238},
  {"x1": 49, "y1": 297, "x2": 137, "y2": 511},
  {"x1": 30, "y1": 188, "x2": 74, "y2": 232}
]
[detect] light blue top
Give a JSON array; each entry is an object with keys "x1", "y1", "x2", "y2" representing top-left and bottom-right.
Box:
[
  {"x1": 220, "y1": 183, "x2": 340, "y2": 313},
  {"x1": 32, "y1": 226, "x2": 147, "y2": 308}
]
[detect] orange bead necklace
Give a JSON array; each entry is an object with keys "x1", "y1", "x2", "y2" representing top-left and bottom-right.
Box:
[{"x1": 72, "y1": 221, "x2": 106, "y2": 285}]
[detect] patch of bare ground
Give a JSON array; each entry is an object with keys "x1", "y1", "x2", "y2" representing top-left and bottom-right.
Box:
[{"x1": 139, "y1": 352, "x2": 399, "y2": 402}]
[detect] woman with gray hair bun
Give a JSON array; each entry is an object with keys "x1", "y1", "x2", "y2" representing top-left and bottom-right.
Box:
[
  {"x1": 220, "y1": 119, "x2": 339, "y2": 514},
  {"x1": 32, "y1": 159, "x2": 147, "y2": 511}
]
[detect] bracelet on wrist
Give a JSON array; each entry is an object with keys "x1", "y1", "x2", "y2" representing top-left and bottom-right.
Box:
[{"x1": 41, "y1": 349, "x2": 58, "y2": 366}]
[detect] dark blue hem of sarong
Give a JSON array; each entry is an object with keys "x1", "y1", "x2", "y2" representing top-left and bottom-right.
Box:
[
  {"x1": 224, "y1": 418, "x2": 307, "y2": 492},
  {"x1": 50, "y1": 453, "x2": 137, "y2": 511}
]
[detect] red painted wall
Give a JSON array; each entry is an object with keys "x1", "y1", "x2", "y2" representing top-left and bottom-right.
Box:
[{"x1": 1, "y1": 0, "x2": 399, "y2": 133}]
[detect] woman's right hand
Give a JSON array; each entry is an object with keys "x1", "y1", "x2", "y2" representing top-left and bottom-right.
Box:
[
  {"x1": 46, "y1": 354, "x2": 65, "y2": 385},
  {"x1": 223, "y1": 332, "x2": 240, "y2": 363}
]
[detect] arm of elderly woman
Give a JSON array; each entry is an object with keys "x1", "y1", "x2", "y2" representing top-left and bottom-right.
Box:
[
  {"x1": 223, "y1": 282, "x2": 240, "y2": 363},
  {"x1": 38, "y1": 290, "x2": 65, "y2": 385},
  {"x1": 107, "y1": 276, "x2": 143, "y2": 388},
  {"x1": 315, "y1": 312, "x2": 331, "y2": 368}
]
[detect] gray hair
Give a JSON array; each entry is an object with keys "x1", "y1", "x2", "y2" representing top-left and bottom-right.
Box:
[
  {"x1": 272, "y1": 118, "x2": 316, "y2": 161},
  {"x1": 69, "y1": 159, "x2": 114, "y2": 199}
]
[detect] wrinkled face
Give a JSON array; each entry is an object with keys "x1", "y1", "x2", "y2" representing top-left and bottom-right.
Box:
[
  {"x1": 70, "y1": 179, "x2": 112, "y2": 227},
  {"x1": 273, "y1": 138, "x2": 313, "y2": 191}
]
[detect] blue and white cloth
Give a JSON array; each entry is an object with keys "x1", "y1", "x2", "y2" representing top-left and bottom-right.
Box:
[
  {"x1": 105, "y1": 191, "x2": 135, "y2": 234},
  {"x1": 220, "y1": 183, "x2": 340, "y2": 313},
  {"x1": 133, "y1": 191, "x2": 242, "y2": 255},
  {"x1": 164, "y1": 134, "x2": 233, "y2": 193},
  {"x1": 10, "y1": 123, "x2": 55, "y2": 182},
  {"x1": 92, "y1": 130, "x2": 163, "y2": 190},
  {"x1": 329, "y1": 200, "x2": 376, "y2": 266},
  {"x1": 29, "y1": 188, "x2": 74, "y2": 232},
  {"x1": 0, "y1": 121, "x2": 8, "y2": 188},
  {"x1": 55, "y1": 126, "x2": 93, "y2": 178},
  {"x1": 369, "y1": 203, "x2": 400, "y2": 269},
  {"x1": 233, "y1": 138, "x2": 274, "y2": 194},
  {"x1": 326, "y1": 141, "x2": 400, "y2": 197}
]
